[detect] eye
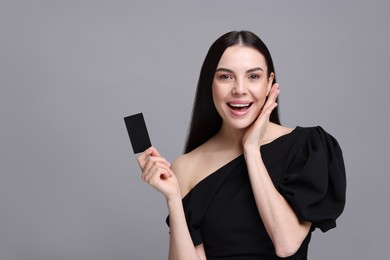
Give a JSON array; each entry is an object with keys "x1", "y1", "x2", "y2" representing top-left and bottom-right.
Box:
[
  {"x1": 249, "y1": 74, "x2": 260, "y2": 80},
  {"x1": 218, "y1": 74, "x2": 232, "y2": 80}
]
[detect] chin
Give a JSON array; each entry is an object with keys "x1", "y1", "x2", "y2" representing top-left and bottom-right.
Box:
[
  {"x1": 224, "y1": 117, "x2": 256, "y2": 130},
  {"x1": 217, "y1": 105, "x2": 260, "y2": 130}
]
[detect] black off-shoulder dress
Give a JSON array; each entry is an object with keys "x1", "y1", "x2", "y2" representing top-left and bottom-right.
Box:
[{"x1": 166, "y1": 126, "x2": 346, "y2": 259}]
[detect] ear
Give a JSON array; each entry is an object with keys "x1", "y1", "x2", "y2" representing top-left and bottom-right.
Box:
[{"x1": 266, "y1": 72, "x2": 275, "y2": 96}]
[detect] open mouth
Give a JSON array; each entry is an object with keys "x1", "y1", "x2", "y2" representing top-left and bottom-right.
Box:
[{"x1": 227, "y1": 103, "x2": 253, "y2": 111}]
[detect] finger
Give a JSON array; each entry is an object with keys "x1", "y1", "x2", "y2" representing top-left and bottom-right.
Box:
[
  {"x1": 254, "y1": 98, "x2": 278, "y2": 129},
  {"x1": 146, "y1": 147, "x2": 171, "y2": 167},
  {"x1": 149, "y1": 147, "x2": 161, "y2": 157},
  {"x1": 261, "y1": 100, "x2": 278, "y2": 120},
  {"x1": 142, "y1": 161, "x2": 160, "y2": 183},
  {"x1": 271, "y1": 85, "x2": 280, "y2": 102},
  {"x1": 271, "y1": 82, "x2": 279, "y2": 92},
  {"x1": 149, "y1": 168, "x2": 169, "y2": 187},
  {"x1": 261, "y1": 86, "x2": 280, "y2": 117},
  {"x1": 142, "y1": 159, "x2": 158, "y2": 181},
  {"x1": 143, "y1": 162, "x2": 172, "y2": 184},
  {"x1": 160, "y1": 171, "x2": 171, "y2": 180},
  {"x1": 266, "y1": 84, "x2": 279, "y2": 105},
  {"x1": 159, "y1": 166, "x2": 174, "y2": 179},
  {"x1": 137, "y1": 147, "x2": 154, "y2": 169},
  {"x1": 137, "y1": 147, "x2": 171, "y2": 171},
  {"x1": 144, "y1": 166, "x2": 164, "y2": 185},
  {"x1": 265, "y1": 102, "x2": 278, "y2": 117},
  {"x1": 142, "y1": 156, "x2": 171, "y2": 178},
  {"x1": 153, "y1": 156, "x2": 171, "y2": 167},
  {"x1": 143, "y1": 160, "x2": 172, "y2": 179}
]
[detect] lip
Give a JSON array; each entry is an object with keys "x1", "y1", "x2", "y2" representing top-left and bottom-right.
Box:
[
  {"x1": 227, "y1": 101, "x2": 253, "y2": 117},
  {"x1": 228, "y1": 100, "x2": 252, "y2": 105}
]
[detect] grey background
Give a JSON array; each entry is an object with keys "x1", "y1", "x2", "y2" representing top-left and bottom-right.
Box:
[{"x1": 1, "y1": 0, "x2": 389, "y2": 259}]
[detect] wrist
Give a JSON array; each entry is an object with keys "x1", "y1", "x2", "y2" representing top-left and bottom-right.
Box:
[
  {"x1": 243, "y1": 145, "x2": 260, "y2": 155},
  {"x1": 244, "y1": 147, "x2": 262, "y2": 161},
  {"x1": 166, "y1": 193, "x2": 182, "y2": 206}
]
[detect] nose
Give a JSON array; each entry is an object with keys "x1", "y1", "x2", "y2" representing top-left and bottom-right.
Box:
[{"x1": 232, "y1": 80, "x2": 247, "y2": 95}]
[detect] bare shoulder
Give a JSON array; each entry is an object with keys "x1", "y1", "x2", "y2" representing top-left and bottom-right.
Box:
[
  {"x1": 171, "y1": 149, "x2": 203, "y2": 198},
  {"x1": 172, "y1": 138, "x2": 241, "y2": 198},
  {"x1": 171, "y1": 153, "x2": 191, "y2": 179}
]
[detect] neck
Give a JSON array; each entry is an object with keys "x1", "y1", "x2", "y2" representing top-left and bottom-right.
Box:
[{"x1": 213, "y1": 123, "x2": 246, "y2": 153}]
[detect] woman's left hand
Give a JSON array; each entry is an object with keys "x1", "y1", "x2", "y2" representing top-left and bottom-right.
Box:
[{"x1": 242, "y1": 83, "x2": 280, "y2": 151}]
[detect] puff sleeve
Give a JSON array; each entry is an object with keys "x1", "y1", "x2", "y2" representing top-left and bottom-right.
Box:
[{"x1": 280, "y1": 126, "x2": 346, "y2": 232}]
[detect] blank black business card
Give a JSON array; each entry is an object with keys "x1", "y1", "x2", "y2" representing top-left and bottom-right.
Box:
[{"x1": 124, "y1": 113, "x2": 152, "y2": 154}]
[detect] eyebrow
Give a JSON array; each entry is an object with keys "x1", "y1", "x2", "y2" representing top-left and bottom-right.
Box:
[{"x1": 215, "y1": 67, "x2": 264, "y2": 73}]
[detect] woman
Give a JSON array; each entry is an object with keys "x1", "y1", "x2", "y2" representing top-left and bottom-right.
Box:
[{"x1": 137, "y1": 31, "x2": 346, "y2": 259}]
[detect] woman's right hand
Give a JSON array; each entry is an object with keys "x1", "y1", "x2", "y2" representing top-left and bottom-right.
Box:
[{"x1": 137, "y1": 147, "x2": 181, "y2": 200}]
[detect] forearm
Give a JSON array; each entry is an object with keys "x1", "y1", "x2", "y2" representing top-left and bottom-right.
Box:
[
  {"x1": 166, "y1": 196, "x2": 200, "y2": 260},
  {"x1": 244, "y1": 148, "x2": 311, "y2": 257}
]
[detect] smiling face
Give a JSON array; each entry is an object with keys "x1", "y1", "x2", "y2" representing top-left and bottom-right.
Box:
[{"x1": 212, "y1": 45, "x2": 274, "y2": 130}]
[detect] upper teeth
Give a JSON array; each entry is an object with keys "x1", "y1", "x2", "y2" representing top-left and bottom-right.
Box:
[{"x1": 230, "y1": 103, "x2": 250, "y2": 107}]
